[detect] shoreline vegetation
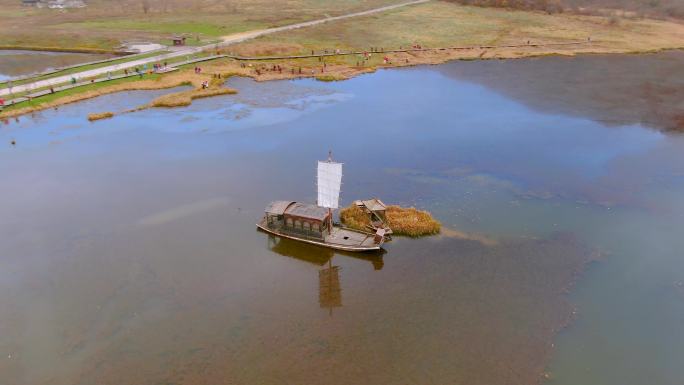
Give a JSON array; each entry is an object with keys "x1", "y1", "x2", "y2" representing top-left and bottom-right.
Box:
[
  {"x1": 2, "y1": 45, "x2": 682, "y2": 122},
  {"x1": 1, "y1": 1, "x2": 683, "y2": 121}
]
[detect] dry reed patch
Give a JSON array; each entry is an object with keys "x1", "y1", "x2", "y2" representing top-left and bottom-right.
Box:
[
  {"x1": 386, "y1": 205, "x2": 441, "y2": 237},
  {"x1": 87, "y1": 112, "x2": 113, "y2": 121},
  {"x1": 150, "y1": 87, "x2": 236, "y2": 108},
  {"x1": 340, "y1": 204, "x2": 441, "y2": 237},
  {"x1": 339, "y1": 205, "x2": 372, "y2": 232}
]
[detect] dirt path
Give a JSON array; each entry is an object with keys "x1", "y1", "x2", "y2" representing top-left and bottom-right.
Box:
[{"x1": 0, "y1": 0, "x2": 430, "y2": 97}]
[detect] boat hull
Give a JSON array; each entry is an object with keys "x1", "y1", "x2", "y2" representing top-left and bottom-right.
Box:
[{"x1": 256, "y1": 222, "x2": 382, "y2": 252}]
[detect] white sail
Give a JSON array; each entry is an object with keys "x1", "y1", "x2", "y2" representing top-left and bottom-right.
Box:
[{"x1": 317, "y1": 160, "x2": 343, "y2": 209}]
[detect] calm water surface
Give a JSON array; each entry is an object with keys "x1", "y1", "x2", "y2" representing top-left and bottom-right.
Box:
[{"x1": 1, "y1": 53, "x2": 683, "y2": 385}]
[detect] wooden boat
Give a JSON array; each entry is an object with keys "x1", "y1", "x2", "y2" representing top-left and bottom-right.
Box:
[
  {"x1": 257, "y1": 203, "x2": 384, "y2": 251},
  {"x1": 257, "y1": 154, "x2": 385, "y2": 252}
]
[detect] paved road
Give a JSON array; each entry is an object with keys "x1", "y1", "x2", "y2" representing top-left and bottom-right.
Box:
[{"x1": 0, "y1": 0, "x2": 429, "y2": 97}]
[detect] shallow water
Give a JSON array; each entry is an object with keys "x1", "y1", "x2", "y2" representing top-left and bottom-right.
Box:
[
  {"x1": 0, "y1": 50, "x2": 115, "y2": 80},
  {"x1": 440, "y1": 50, "x2": 684, "y2": 132},
  {"x1": 1, "y1": 53, "x2": 684, "y2": 385}
]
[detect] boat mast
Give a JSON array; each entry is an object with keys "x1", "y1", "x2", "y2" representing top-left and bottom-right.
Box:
[
  {"x1": 328, "y1": 150, "x2": 333, "y2": 235},
  {"x1": 317, "y1": 150, "x2": 342, "y2": 235}
]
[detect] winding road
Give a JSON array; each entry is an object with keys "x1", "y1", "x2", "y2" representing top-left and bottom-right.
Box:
[{"x1": 0, "y1": 0, "x2": 429, "y2": 97}]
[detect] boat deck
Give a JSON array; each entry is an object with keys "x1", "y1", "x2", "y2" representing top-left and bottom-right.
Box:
[
  {"x1": 325, "y1": 227, "x2": 378, "y2": 248},
  {"x1": 257, "y1": 218, "x2": 382, "y2": 252}
]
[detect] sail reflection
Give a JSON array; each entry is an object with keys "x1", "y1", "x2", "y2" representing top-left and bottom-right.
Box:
[{"x1": 266, "y1": 235, "x2": 385, "y2": 313}]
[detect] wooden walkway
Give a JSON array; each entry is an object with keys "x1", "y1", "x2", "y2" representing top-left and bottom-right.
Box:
[
  {"x1": 0, "y1": 48, "x2": 167, "y2": 86},
  {"x1": 0, "y1": 55, "x2": 223, "y2": 107}
]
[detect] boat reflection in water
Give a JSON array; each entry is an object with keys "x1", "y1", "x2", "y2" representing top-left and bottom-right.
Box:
[{"x1": 266, "y1": 235, "x2": 385, "y2": 314}]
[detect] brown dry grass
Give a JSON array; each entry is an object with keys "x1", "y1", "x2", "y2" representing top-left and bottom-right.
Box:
[
  {"x1": 236, "y1": 1, "x2": 684, "y2": 58},
  {"x1": 386, "y1": 205, "x2": 441, "y2": 236},
  {"x1": 339, "y1": 205, "x2": 373, "y2": 232},
  {"x1": 150, "y1": 87, "x2": 236, "y2": 107},
  {"x1": 87, "y1": 111, "x2": 113, "y2": 121},
  {"x1": 230, "y1": 42, "x2": 306, "y2": 57},
  {"x1": 340, "y1": 204, "x2": 441, "y2": 237}
]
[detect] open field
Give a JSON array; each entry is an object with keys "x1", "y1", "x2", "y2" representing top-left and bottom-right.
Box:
[
  {"x1": 230, "y1": 1, "x2": 684, "y2": 57},
  {"x1": 2, "y1": 0, "x2": 682, "y2": 53},
  {"x1": 446, "y1": 0, "x2": 684, "y2": 20},
  {"x1": 0, "y1": 0, "x2": 403, "y2": 50}
]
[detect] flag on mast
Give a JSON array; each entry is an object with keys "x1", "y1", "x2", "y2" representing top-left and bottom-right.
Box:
[{"x1": 317, "y1": 159, "x2": 343, "y2": 209}]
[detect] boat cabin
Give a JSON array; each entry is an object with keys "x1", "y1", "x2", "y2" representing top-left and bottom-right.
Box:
[
  {"x1": 264, "y1": 201, "x2": 331, "y2": 240},
  {"x1": 355, "y1": 198, "x2": 387, "y2": 221}
]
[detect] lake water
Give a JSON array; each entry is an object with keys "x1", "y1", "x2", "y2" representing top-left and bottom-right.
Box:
[
  {"x1": 1, "y1": 52, "x2": 683, "y2": 385},
  {"x1": 0, "y1": 50, "x2": 116, "y2": 81}
]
